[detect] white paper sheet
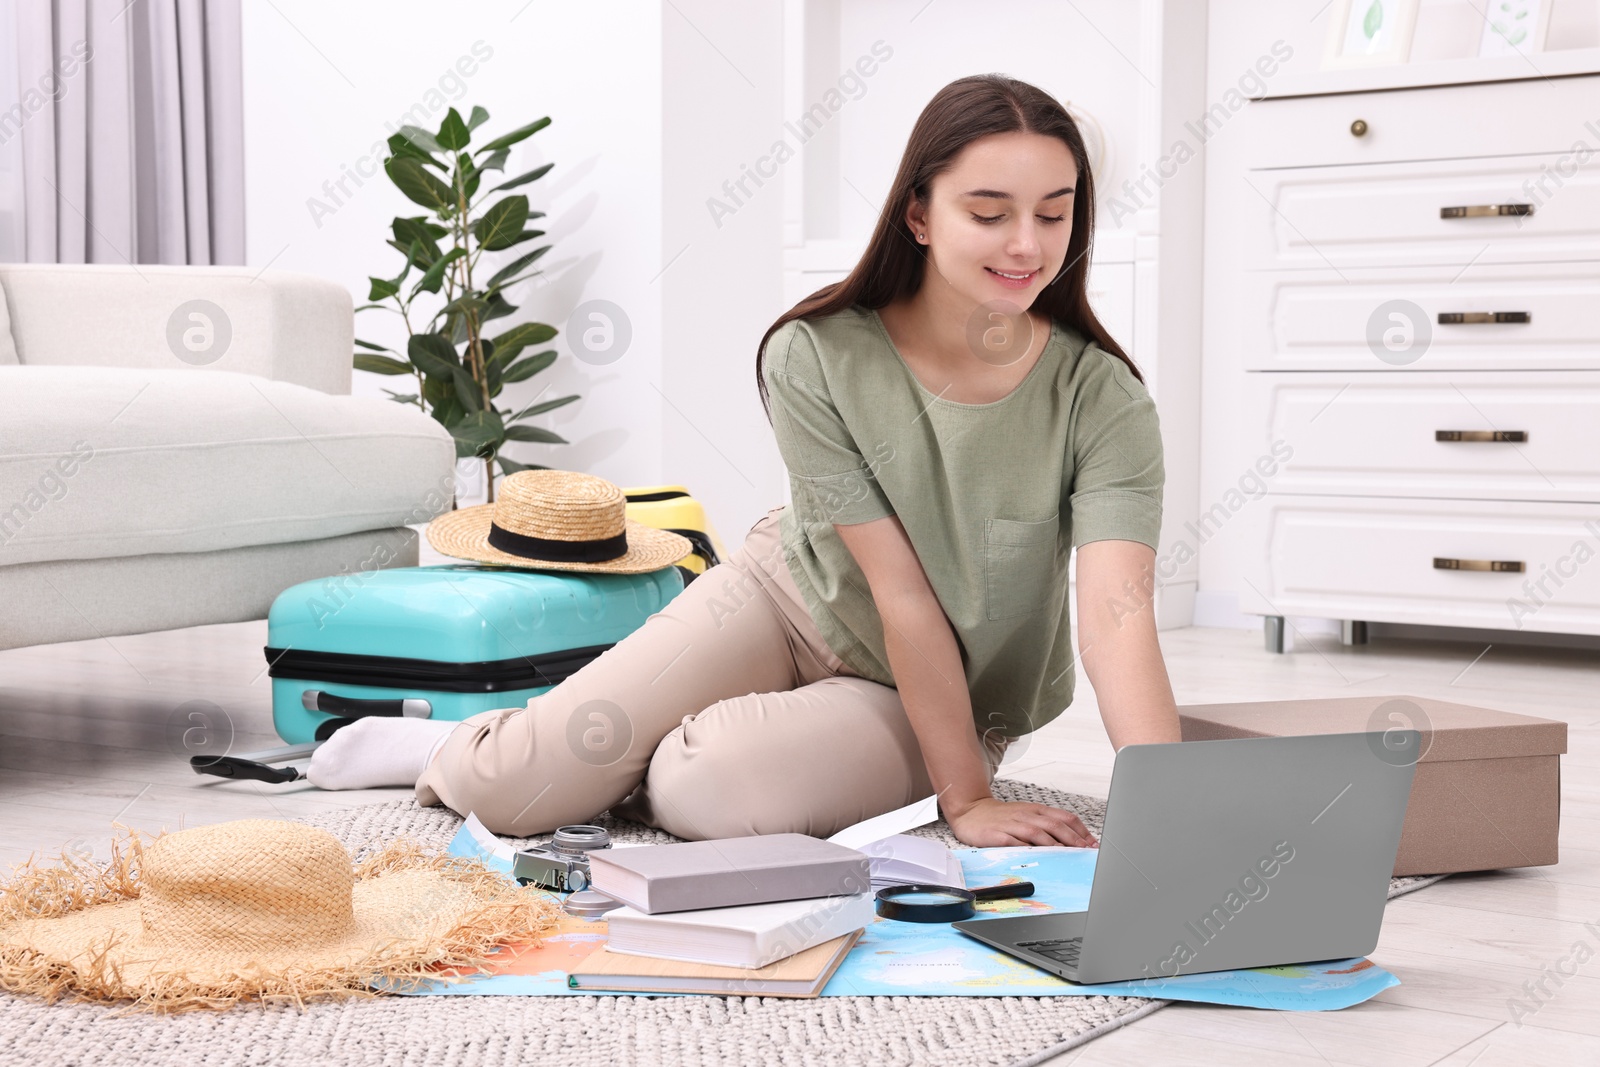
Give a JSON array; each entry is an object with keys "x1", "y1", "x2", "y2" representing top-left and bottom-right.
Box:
[
  {"x1": 825, "y1": 794, "x2": 940, "y2": 850},
  {"x1": 462, "y1": 812, "x2": 517, "y2": 863}
]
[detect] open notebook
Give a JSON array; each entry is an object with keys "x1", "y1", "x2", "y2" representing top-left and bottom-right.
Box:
[
  {"x1": 826, "y1": 793, "x2": 965, "y2": 889},
  {"x1": 857, "y1": 833, "x2": 965, "y2": 889}
]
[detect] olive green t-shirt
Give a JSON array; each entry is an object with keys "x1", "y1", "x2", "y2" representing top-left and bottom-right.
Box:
[{"x1": 762, "y1": 303, "x2": 1165, "y2": 739}]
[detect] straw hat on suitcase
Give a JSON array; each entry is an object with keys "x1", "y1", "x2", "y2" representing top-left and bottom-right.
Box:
[{"x1": 427, "y1": 469, "x2": 692, "y2": 574}]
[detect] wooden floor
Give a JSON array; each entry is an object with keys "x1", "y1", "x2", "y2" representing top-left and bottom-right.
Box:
[{"x1": 1, "y1": 604, "x2": 1596, "y2": 1065}]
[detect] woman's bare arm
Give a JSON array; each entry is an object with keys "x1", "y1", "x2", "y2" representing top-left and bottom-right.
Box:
[
  {"x1": 832, "y1": 515, "x2": 1096, "y2": 846},
  {"x1": 1073, "y1": 539, "x2": 1182, "y2": 748}
]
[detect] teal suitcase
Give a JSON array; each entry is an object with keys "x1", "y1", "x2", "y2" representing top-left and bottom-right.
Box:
[{"x1": 263, "y1": 563, "x2": 685, "y2": 744}]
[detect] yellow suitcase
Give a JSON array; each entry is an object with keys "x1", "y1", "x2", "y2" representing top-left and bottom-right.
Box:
[{"x1": 623, "y1": 485, "x2": 727, "y2": 584}]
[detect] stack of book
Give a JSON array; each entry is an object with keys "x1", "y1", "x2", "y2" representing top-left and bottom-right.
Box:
[{"x1": 566, "y1": 831, "x2": 963, "y2": 998}]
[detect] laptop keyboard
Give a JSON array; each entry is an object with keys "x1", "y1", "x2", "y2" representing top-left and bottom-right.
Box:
[{"x1": 1015, "y1": 936, "x2": 1083, "y2": 966}]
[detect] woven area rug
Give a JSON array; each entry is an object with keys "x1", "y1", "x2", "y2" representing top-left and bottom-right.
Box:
[{"x1": 0, "y1": 777, "x2": 1448, "y2": 1067}]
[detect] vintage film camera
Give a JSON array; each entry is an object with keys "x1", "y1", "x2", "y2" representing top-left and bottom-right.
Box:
[{"x1": 512, "y1": 824, "x2": 613, "y2": 892}]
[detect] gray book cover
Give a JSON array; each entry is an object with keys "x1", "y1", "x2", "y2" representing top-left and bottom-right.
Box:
[{"x1": 586, "y1": 833, "x2": 873, "y2": 914}]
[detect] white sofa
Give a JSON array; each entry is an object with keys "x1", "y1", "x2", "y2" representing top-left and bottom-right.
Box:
[{"x1": 0, "y1": 264, "x2": 456, "y2": 652}]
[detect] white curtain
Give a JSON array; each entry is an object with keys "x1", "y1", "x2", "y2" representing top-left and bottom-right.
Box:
[{"x1": 7, "y1": 0, "x2": 244, "y2": 265}]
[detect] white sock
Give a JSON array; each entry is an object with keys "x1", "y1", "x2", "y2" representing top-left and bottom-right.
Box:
[{"x1": 305, "y1": 716, "x2": 459, "y2": 790}]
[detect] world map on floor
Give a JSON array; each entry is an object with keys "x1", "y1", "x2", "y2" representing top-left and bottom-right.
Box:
[{"x1": 390, "y1": 825, "x2": 1401, "y2": 1010}]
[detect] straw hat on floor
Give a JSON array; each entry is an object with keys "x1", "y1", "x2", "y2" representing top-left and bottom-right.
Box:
[
  {"x1": 427, "y1": 469, "x2": 692, "y2": 574},
  {"x1": 0, "y1": 819, "x2": 561, "y2": 1014}
]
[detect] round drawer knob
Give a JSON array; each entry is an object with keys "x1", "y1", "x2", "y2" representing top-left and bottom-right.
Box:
[{"x1": 1350, "y1": 118, "x2": 1369, "y2": 137}]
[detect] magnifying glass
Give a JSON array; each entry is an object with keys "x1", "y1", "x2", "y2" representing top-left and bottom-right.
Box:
[{"x1": 874, "y1": 881, "x2": 1036, "y2": 923}]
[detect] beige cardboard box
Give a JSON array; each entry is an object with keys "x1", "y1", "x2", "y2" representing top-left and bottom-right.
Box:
[{"x1": 1177, "y1": 695, "x2": 1567, "y2": 877}]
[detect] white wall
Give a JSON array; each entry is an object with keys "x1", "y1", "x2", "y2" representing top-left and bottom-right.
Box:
[
  {"x1": 775, "y1": 0, "x2": 1206, "y2": 627},
  {"x1": 660, "y1": 1, "x2": 789, "y2": 543},
  {"x1": 240, "y1": 0, "x2": 1206, "y2": 559},
  {"x1": 779, "y1": 1, "x2": 1146, "y2": 321},
  {"x1": 241, "y1": 0, "x2": 664, "y2": 504}
]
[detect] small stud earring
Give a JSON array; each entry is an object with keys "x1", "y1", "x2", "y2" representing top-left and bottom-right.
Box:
[{"x1": 918, "y1": 233, "x2": 925, "y2": 241}]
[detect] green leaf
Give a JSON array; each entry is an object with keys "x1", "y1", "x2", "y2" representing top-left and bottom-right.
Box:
[
  {"x1": 449, "y1": 409, "x2": 505, "y2": 458},
  {"x1": 436, "y1": 313, "x2": 482, "y2": 355},
  {"x1": 395, "y1": 125, "x2": 444, "y2": 154},
  {"x1": 386, "y1": 239, "x2": 426, "y2": 269},
  {"x1": 354, "y1": 353, "x2": 415, "y2": 375},
  {"x1": 436, "y1": 107, "x2": 471, "y2": 151},
  {"x1": 385, "y1": 155, "x2": 454, "y2": 213},
  {"x1": 407, "y1": 333, "x2": 460, "y2": 377},
  {"x1": 452, "y1": 366, "x2": 484, "y2": 413},
  {"x1": 473, "y1": 195, "x2": 530, "y2": 251},
  {"x1": 485, "y1": 357, "x2": 502, "y2": 397},
  {"x1": 483, "y1": 292, "x2": 518, "y2": 323},
  {"x1": 501, "y1": 351, "x2": 560, "y2": 384},
  {"x1": 354, "y1": 338, "x2": 392, "y2": 352},
  {"x1": 479, "y1": 116, "x2": 551, "y2": 154},
  {"x1": 440, "y1": 294, "x2": 488, "y2": 321},
  {"x1": 507, "y1": 392, "x2": 577, "y2": 421},
  {"x1": 410, "y1": 246, "x2": 467, "y2": 297},
  {"x1": 490, "y1": 162, "x2": 555, "y2": 193},
  {"x1": 467, "y1": 105, "x2": 490, "y2": 131},
  {"x1": 394, "y1": 215, "x2": 449, "y2": 240},
  {"x1": 425, "y1": 374, "x2": 461, "y2": 418},
  {"x1": 490, "y1": 269, "x2": 546, "y2": 295},
  {"x1": 503, "y1": 423, "x2": 567, "y2": 444},
  {"x1": 387, "y1": 130, "x2": 446, "y2": 170},
  {"x1": 486, "y1": 245, "x2": 552, "y2": 290},
  {"x1": 497, "y1": 455, "x2": 545, "y2": 475},
  {"x1": 366, "y1": 239, "x2": 421, "y2": 300},
  {"x1": 459, "y1": 153, "x2": 483, "y2": 200},
  {"x1": 495, "y1": 230, "x2": 547, "y2": 253},
  {"x1": 477, "y1": 148, "x2": 509, "y2": 173},
  {"x1": 478, "y1": 339, "x2": 501, "y2": 395},
  {"x1": 381, "y1": 389, "x2": 422, "y2": 407},
  {"x1": 392, "y1": 217, "x2": 445, "y2": 265},
  {"x1": 491, "y1": 322, "x2": 559, "y2": 362}
]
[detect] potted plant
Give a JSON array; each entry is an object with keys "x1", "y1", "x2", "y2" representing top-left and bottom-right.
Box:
[{"x1": 353, "y1": 105, "x2": 578, "y2": 504}]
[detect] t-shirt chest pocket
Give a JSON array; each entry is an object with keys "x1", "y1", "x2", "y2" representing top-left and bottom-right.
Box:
[{"x1": 983, "y1": 513, "x2": 1062, "y2": 621}]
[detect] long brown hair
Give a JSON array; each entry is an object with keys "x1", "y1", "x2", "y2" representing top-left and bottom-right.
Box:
[{"x1": 756, "y1": 74, "x2": 1142, "y2": 425}]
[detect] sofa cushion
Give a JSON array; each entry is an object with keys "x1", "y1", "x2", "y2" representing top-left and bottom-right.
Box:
[{"x1": 0, "y1": 367, "x2": 457, "y2": 566}]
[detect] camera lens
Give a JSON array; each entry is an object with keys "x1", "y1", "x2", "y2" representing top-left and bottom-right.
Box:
[{"x1": 550, "y1": 824, "x2": 612, "y2": 854}]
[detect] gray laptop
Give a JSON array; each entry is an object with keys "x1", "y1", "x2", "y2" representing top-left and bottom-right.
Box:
[{"x1": 952, "y1": 730, "x2": 1417, "y2": 984}]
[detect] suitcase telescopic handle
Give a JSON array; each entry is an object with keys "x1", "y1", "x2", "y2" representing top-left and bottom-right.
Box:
[
  {"x1": 667, "y1": 527, "x2": 720, "y2": 567},
  {"x1": 301, "y1": 690, "x2": 433, "y2": 719}
]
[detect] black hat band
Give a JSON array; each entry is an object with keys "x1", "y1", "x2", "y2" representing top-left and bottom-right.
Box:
[{"x1": 487, "y1": 521, "x2": 629, "y2": 563}]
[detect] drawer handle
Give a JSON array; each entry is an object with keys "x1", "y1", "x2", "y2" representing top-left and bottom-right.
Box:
[
  {"x1": 1440, "y1": 203, "x2": 1534, "y2": 218},
  {"x1": 1437, "y1": 311, "x2": 1531, "y2": 325},
  {"x1": 1433, "y1": 557, "x2": 1525, "y2": 573},
  {"x1": 1435, "y1": 430, "x2": 1527, "y2": 442}
]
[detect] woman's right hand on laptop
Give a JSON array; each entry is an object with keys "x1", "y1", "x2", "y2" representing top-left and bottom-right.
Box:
[{"x1": 945, "y1": 796, "x2": 1100, "y2": 849}]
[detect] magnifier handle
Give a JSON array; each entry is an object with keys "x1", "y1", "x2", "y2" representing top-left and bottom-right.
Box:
[{"x1": 969, "y1": 880, "x2": 1035, "y2": 901}]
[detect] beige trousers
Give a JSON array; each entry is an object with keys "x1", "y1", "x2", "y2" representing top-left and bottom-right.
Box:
[{"x1": 414, "y1": 504, "x2": 1010, "y2": 840}]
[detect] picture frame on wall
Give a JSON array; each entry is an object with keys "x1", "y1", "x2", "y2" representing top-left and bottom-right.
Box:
[
  {"x1": 1477, "y1": 0, "x2": 1554, "y2": 57},
  {"x1": 1320, "y1": 0, "x2": 1422, "y2": 70}
]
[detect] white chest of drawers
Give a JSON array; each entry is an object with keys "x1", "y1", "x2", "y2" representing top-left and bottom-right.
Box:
[{"x1": 1223, "y1": 73, "x2": 1600, "y2": 650}]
